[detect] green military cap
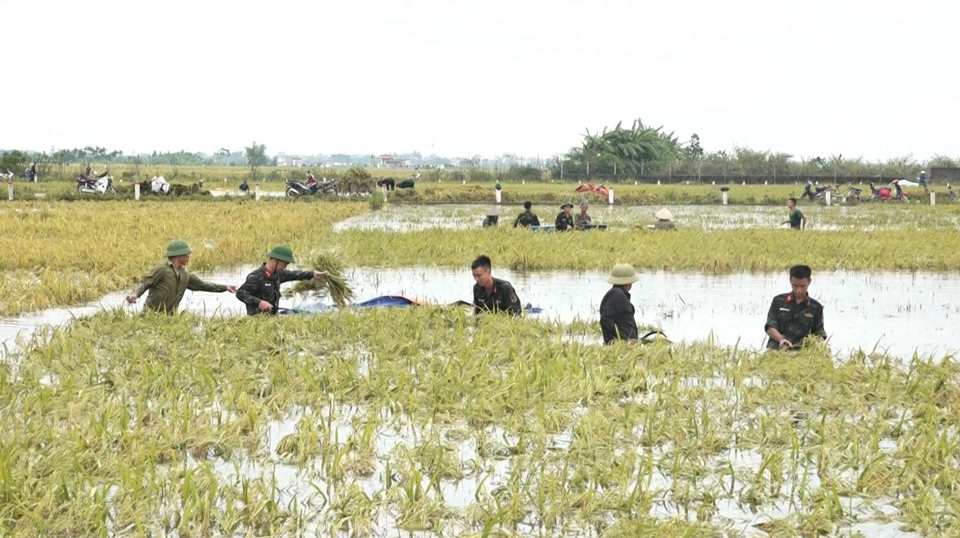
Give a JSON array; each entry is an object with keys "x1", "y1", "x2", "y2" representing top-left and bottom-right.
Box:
[
  {"x1": 165, "y1": 239, "x2": 192, "y2": 258},
  {"x1": 607, "y1": 263, "x2": 639, "y2": 285},
  {"x1": 267, "y1": 244, "x2": 295, "y2": 263},
  {"x1": 561, "y1": 200, "x2": 574, "y2": 209}
]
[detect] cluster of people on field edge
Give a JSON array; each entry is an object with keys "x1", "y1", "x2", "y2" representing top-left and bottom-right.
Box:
[
  {"x1": 130, "y1": 241, "x2": 825, "y2": 351},
  {"x1": 482, "y1": 200, "x2": 676, "y2": 231}
]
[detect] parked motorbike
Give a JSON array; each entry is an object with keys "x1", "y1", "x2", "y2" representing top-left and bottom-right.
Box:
[
  {"x1": 0, "y1": 170, "x2": 13, "y2": 180},
  {"x1": 285, "y1": 177, "x2": 339, "y2": 197},
  {"x1": 868, "y1": 181, "x2": 907, "y2": 202},
  {"x1": 839, "y1": 184, "x2": 863, "y2": 203},
  {"x1": 801, "y1": 180, "x2": 832, "y2": 202},
  {"x1": 77, "y1": 174, "x2": 116, "y2": 195},
  {"x1": 150, "y1": 176, "x2": 170, "y2": 195}
]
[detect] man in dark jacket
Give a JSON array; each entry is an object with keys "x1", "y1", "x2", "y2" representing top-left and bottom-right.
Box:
[
  {"x1": 555, "y1": 201, "x2": 575, "y2": 231},
  {"x1": 599, "y1": 263, "x2": 640, "y2": 344},
  {"x1": 236, "y1": 245, "x2": 326, "y2": 315},
  {"x1": 513, "y1": 200, "x2": 540, "y2": 228},
  {"x1": 765, "y1": 264, "x2": 826, "y2": 350},
  {"x1": 471, "y1": 255, "x2": 522, "y2": 315}
]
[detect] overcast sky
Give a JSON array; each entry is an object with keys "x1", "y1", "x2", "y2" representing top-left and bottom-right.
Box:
[{"x1": 4, "y1": 0, "x2": 957, "y2": 161}]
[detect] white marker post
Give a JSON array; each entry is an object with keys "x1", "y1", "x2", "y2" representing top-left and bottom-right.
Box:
[
  {"x1": 255, "y1": 183, "x2": 261, "y2": 201},
  {"x1": 495, "y1": 189, "x2": 502, "y2": 204},
  {"x1": 381, "y1": 184, "x2": 387, "y2": 202},
  {"x1": 722, "y1": 191, "x2": 729, "y2": 206},
  {"x1": 134, "y1": 182, "x2": 140, "y2": 200},
  {"x1": 930, "y1": 191, "x2": 936, "y2": 205},
  {"x1": 825, "y1": 190, "x2": 832, "y2": 206},
  {"x1": 7, "y1": 181, "x2": 12, "y2": 201},
  {"x1": 657, "y1": 180, "x2": 661, "y2": 185},
  {"x1": 608, "y1": 189, "x2": 614, "y2": 205}
]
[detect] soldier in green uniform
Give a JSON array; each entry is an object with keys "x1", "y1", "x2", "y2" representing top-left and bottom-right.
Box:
[
  {"x1": 513, "y1": 201, "x2": 540, "y2": 228},
  {"x1": 236, "y1": 245, "x2": 326, "y2": 315},
  {"x1": 783, "y1": 197, "x2": 806, "y2": 229},
  {"x1": 471, "y1": 254, "x2": 522, "y2": 315},
  {"x1": 764, "y1": 264, "x2": 826, "y2": 350},
  {"x1": 574, "y1": 201, "x2": 593, "y2": 230},
  {"x1": 127, "y1": 239, "x2": 237, "y2": 314},
  {"x1": 555, "y1": 201, "x2": 575, "y2": 231}
]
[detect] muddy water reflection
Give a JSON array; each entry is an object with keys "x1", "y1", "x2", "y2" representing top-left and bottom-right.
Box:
[{"x1": 1, "y1": 266, "x2": 955, "y2": 360}]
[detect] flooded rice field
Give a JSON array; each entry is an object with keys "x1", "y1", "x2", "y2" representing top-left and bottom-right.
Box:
[
  {"x1": 2, "y1": 264, "x2": 951, "y2": 536},
  {"x1": 333, "y1": 203, "x2": 960, "y2": 232},
  {"x1": 1, "y1": 266, "x2": 956, "y2": 360}
]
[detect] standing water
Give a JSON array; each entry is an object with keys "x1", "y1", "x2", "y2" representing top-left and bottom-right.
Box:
[{"x1": 0, "y1": 266, "x2": 955, "y2": 360}]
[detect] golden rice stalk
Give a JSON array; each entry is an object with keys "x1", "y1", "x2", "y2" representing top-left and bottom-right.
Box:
[{"x1": 286, "y1": 254, "x2": 354, "y2": 306}]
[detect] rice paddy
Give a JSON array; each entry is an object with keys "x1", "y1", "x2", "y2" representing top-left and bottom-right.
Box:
[
  {"x1": 0, "y1": 307, "x2": 955, "y2": 536},
  {"x1": 0, "y1": 201, "x2": 364, "y2": 316},
  {"x1": 2, "y1": 195, "x2": 959, "y2": 536}
]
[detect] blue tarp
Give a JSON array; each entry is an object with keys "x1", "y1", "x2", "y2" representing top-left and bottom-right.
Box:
[
  {"x1": 279, "y1": 295, "x2": 542, "y2": 315},
  {"x1": 531, "y1": 224, "x2": 607, "y2": 232}
]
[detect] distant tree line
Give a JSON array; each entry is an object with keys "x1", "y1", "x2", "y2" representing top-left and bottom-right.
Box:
[{"x1": 549, "y1": 118, "x2": 959, "y2": 181}]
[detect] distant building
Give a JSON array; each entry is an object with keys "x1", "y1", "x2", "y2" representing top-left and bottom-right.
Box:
[
  {"x1": 276, "y1": 153, "x2": 288, "y2": 166},
  {"x1": 379, "y1": 154, "x2": 406, "y2": 167},
  {"x1": 292, "y1": 157, "x2": 303, "y2": 167}
]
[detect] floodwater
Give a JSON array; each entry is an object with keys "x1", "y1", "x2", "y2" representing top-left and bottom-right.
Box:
[
  {"x1": 333, "y1": 203, "x2": 960, "y2": 232},
  {"x1": 1, "y1": 266, "x2": 956, "y2": 360},
  {"x1": 1, "y1": 266, "x2": 937, "y2": 537}
]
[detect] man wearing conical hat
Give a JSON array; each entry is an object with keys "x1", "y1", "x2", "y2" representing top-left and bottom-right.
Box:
[
  {"x1": 654, "y1": 208, "x2": 676, "y2": 231},
  {"x1": 127, "y1": 239, "x2": 237, "y2": 314},
  {"x1": 482, "y1": 207, "x2": 501, "y2": 228},
  {"x1": 599, "y1": 263, "x2": 640, "y2": 344}
]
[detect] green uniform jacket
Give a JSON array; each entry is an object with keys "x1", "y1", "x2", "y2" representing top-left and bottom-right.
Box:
[
  {"x1": 764, "y1": 293, "x2": 826, "y2": 349},
  {"x1": 654, "y1": 220, "x2": 677, "y2": 231},
  {"x1": 236, "y1": 264, "x2": 315, "y2": 315},
  {"x1": 555, "y1": 212, "x2": 575, "y2": 231},
  {"x1": 134, "y1": 260, "x2": 227, "y2": 314},
  {"x1": 789, "y1": 208, "x2": 804, "y2": 229},
  {"x1": 473, "y1": 277, "x2": 522, "y2": 316},
  {"x1": 574, "y1": 213, "x2": 592, "y2": 230},
  {"x1": 513, "y1": 210, "x2": 540, "y2": 228}
]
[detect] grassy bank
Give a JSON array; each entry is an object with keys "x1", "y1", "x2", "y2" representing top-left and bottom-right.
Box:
[
  {"x1": 0, "y1": 308, "x2": 953, "y2": 535},
  {"x1": 10, "y1": 172, "x2": 944, "y2": 205}
]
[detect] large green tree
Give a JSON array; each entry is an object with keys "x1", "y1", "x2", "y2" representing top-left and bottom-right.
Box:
[
  {"x1": 245, "y1": 142, "x2": 268, "y2": 180},
  {"x1": 579, "y1": 118, "x2": 680, "y2": 175}
]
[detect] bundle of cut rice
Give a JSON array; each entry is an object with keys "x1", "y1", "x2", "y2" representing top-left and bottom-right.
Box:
[{"x1": 286, "y1": 254, "x2": 354, "y2": 306}]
